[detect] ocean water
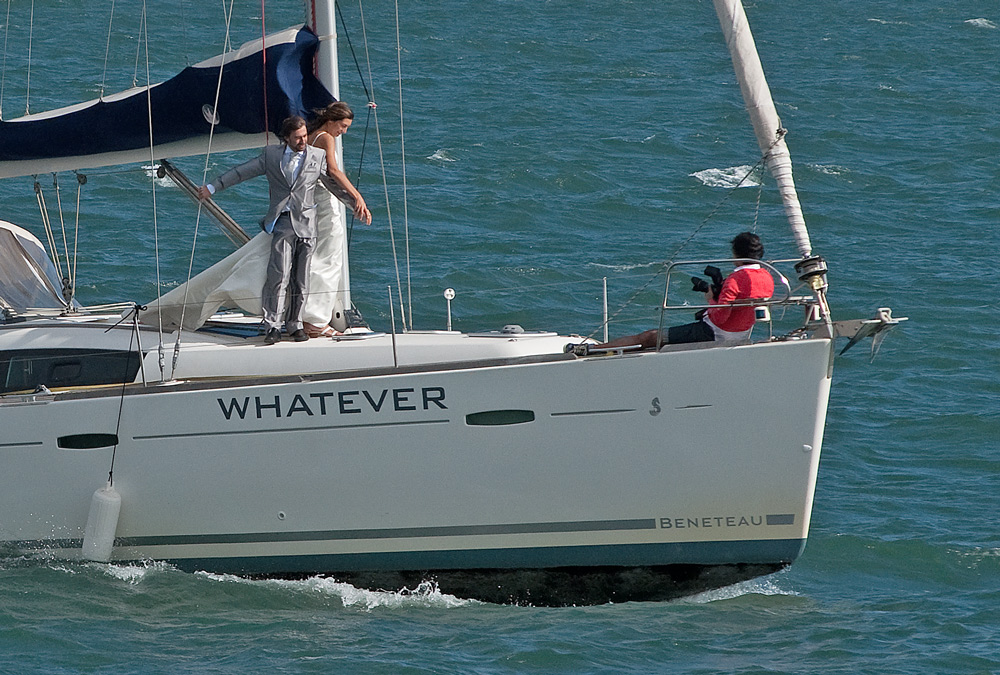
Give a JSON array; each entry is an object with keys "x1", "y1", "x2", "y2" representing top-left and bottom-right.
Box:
[{"x1": 1, "y1": 0, "x2": 999, "y2": 672}]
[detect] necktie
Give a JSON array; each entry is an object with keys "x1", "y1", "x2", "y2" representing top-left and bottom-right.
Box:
[{"x1": 282, "y1": 149, "x2": 302, "y2": 184}]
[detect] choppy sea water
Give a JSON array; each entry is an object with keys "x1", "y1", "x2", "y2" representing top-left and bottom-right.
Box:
[{"x1": 1, "y1": 0, "x2": 998, "y2": 672}]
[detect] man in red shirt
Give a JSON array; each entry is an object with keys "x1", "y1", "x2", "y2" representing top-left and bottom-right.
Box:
[{"x1": 588, "y1": 232, "x2": 774, "y2": 351}]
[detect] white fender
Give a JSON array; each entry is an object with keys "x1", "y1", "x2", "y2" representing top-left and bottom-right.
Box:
[{"x1": 81, "y1": 482, "x2": 122, "y2": 562}]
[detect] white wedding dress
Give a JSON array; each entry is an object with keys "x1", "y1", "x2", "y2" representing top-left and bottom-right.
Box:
[
  {"x1": 300, "y1": 183, "x2": 348, "y2": 331},
  {"x1": 142, "y1": 183, "x2": 348, "y2": 332}
]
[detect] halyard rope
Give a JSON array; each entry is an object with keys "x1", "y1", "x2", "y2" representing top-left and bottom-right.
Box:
[{"x1": 170, "y1": 0, "x2": 235, "y2": 372}]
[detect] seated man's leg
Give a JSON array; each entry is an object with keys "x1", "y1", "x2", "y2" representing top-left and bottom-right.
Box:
[
  {"x1": 593, "y1": 320, "x2": 714, "y2": 351},
  {"x1": 665, "y1": 320, "x2": 715, "y2": 345},
  {"x1": 597, "y1": 329, "x2": 660, "y2": 350}
]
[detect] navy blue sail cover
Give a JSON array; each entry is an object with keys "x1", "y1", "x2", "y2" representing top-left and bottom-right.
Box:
[{"x1": 0, "y1": 26, "x2": 334, "y2": 164}]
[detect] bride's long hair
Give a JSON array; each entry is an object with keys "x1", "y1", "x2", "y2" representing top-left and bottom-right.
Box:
[{"x1": 307, "y1": 102, "x2": 354, "y2": 134}]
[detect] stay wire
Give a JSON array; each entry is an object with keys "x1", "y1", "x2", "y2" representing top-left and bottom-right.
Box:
[
  {"x1": 345, "y1": 103, "x2": 373, "y2": 249},
  {"x1": 173, "y1": 0, "x2": 235, "y2": 365},
  {"x1": 139, "y1": 0, "x2": 165, "y2": 379},
  {"x1": 357, "y1": 0, "x2": 405, "y2": 331},
  {"x1": 132, "y1": 6, "x2": 143, "y2": 87},
  {"x1": 24, "y1": 0, "x2": 32, "y2": 114},
  {"x1": 259, "y1": 0, "x2": 269, "y2": 145},
  {"x1": 107, "y1": 307, "x2": 141, "y2": 485},
  {"x1": 33, "y1": 178, "x2": 64, "y2": 282},
  {"x1": 72, "y1": 172, "x2": 85, "y2": 303},
  {"x1": 394, "y1": 0, "x2": 412, "y2": 331},
  {"x1": 100, "y1": 0, "x2": 116, "y2": 99},
  {"x1": 1, "y1": 0, "x2": 11, "y2": 119},
  {"x1": 582, "y1": 145, "x2": 776, "y2": 343},
  {"x1": 52, "y1": 174, "x2": 72, "y2": 296},
  {"x1": 335, "y1": 1, "x2": 373, "y2": 250},
  {"x1": 334, "y1": 1, "x2": 371, "y2": 102}
]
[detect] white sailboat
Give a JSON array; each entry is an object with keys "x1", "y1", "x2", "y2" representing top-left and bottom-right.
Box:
[{"x1": 0, "y1": 0, "x2": 902, "y2": 605}]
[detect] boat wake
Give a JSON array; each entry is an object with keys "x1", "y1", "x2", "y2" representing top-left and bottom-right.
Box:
[
  {"x1": 193, "y1": 571, "x2": 475, "y2": 609},
  {"x1": 678, "y1": 571, "x2": 797, "y2": 604}
]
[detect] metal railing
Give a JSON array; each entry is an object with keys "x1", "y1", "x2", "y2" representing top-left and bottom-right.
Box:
[{"x1": 655, "y1": 258, "x2": 816, "y2": 347}]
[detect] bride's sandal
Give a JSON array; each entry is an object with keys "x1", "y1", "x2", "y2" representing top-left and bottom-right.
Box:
[{"x1": 304, "y1": 322, "x2": 336, "y2": 338}]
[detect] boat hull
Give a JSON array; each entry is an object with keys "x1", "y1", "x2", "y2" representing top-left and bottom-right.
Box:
[{"x1": 1, "y1": 337, "x2": 832, "y2": 604}]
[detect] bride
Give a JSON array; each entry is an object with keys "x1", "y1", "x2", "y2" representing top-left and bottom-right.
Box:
[{"x1": 302, "y1": 102, "x2": 372, "y2": 337}]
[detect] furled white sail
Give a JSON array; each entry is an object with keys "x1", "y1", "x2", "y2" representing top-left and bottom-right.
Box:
[{"x1": 713, "y1": 0, "x2": 812, "y2": 258}]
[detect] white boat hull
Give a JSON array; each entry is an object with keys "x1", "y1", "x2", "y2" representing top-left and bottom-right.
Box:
[{"x1": 1, "y1": 332, "x2": 831, "y2": 603}]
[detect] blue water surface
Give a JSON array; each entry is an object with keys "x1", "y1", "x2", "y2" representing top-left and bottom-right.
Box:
[{"x1": 1, "y1": 0, "x2": 998, "y2": 672}]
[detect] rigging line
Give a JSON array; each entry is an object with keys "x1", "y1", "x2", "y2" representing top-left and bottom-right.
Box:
[
  {"x1": 346, "y1": 103, "x2": 373, "y2": 249},
  {"x1": 99, "y1": 0, "x2": 117, "y2": 99},
  {"x1": 132, "y1": 5, "x2": 144, "y2": 88},
  {"x1": 1, "y1": 0, "x2": 11, "y2": 119},
  {"x1": 107, "y1": 306, "x2": 140, "y2": 486},
  {"x1": 372, "y1": 107, "x2": 405, "y2": 329},
  {"x1": 357, "y1": 0, "x2": 404, "y2": 329},
  {"x1": 51, "y1": 173, "x2": 72, "y2": 296},
  {"x1": 394, "y1": 0, "x2": 411, "y2": 331},
  {"x1": 581, "y1": 149, "x2": 776, "y2": 343},
  {"x1": 335, "y1": 1, "x2": 373, "y2": 251},
  {"x1": 72, "y1": 172, "x2": 85, "y2": 304},
  {"x1": 334, "y1": 0, "x2": 371, "y2": 102},
  {"x1": 139, "y1": 0, "x2": 165, "y2": 379},
  {"x1": 258, "y1": 0, "x2": 269, "y2": 145},
  {"x1": 24, "y1": 0, "x2": 32, "y2": 114},
  {"x1": 33, "y1": 179, "x2": 65, "y2": 283},
  {"x1": 174, "y1": 0, "x2": 236, "y2": 369},
  {"x1": 752, "y1": 176, "x2": 763, "y2": 233}
]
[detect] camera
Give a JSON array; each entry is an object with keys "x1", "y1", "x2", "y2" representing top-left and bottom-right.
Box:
[
  {"x1": 703, "y1": 265, "x2": 724, "y2": 299},
  {"x1": 691, "y1": 266, "x2": 724, "y2": 299}
]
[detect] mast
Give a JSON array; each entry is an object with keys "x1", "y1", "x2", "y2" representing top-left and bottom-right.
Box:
[
  {"x1": 306, "y1": 0, "x2": 353, "y2": 315},
  {"x1": 712, "y1": 0, "x2": 812, "y2": 258}
]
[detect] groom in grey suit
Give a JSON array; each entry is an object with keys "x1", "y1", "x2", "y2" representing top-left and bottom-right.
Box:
[{"x1": 199, "y1": 116, "x2": 330, "y2": 344}]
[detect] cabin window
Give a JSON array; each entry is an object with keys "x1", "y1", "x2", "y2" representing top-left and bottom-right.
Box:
[
  {"x1": 0, "y1": 349, "x2": 142, "y2": 394},
  {"x1": 465, "y1": 409, "x2": 536, "y2": 426}
]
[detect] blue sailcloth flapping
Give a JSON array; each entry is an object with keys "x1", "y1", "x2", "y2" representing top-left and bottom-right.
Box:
[{"x1": 0, "y1": 26, "x2": 334, "y2": 179}]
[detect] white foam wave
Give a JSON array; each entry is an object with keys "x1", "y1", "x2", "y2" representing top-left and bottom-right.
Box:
[
  {"x1": 142, "y1": 165, "x2": 175, "y2": 188},
  {"x1": 691, "y1": 165, "x2": 761, "y2": 189},
  {"x1": 965, "y1": 18, "x2": 997, "y2": 29},
  {"x1": 98, "y1": 559, "x2": 174, "y2": 584},
  {"x1": 587, "y1": 261, "x2": 662, "y2": 272},
  {"x1": 428, "y1": 149, "x2": 457, "y2": 162},
  {"x1": 678, "y1": 574, "x2": 797, "y2": 604},
  {"x1": 810, "y1": 164, "x2": 849, "y2": 176},
  {"x1": 194, "y1": 572, "x2": 473, "y2": 609}
]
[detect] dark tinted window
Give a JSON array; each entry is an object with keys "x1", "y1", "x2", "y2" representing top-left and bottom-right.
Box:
[{"x1": 0, "y1": 349, "x2": 142, "y2": 393}]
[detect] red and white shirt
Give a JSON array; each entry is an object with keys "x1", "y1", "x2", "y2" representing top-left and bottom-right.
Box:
[{"x1": 704, "y1": 264, "x2": 774, "y2": 340}]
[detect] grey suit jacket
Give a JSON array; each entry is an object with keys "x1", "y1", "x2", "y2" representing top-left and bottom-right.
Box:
[{"x1": 213, "y1": 143, "x2": 329, "y2": 238}]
